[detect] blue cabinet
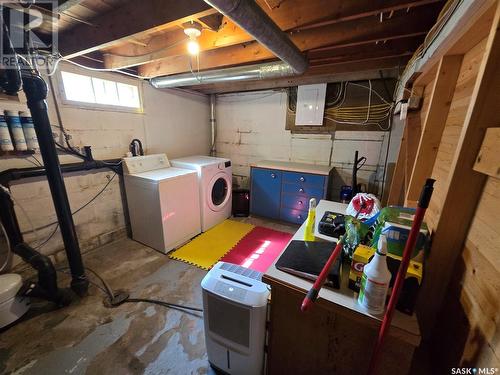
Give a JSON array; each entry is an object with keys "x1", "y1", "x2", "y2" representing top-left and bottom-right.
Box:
[
  {"x1": 250, "y1": 168, "x2": 282, "y2": 220},
  {"x1": 250, "y1": 163, "x2": 331, "y2": 224}
]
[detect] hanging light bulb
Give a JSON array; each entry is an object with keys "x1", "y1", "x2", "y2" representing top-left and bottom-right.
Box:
[
  {"x1": 187, "y1": 38, "x2": 200, "y2": 55},
  {"x1": 183, "y1": 21, "x2": 202, "y2": 56}
]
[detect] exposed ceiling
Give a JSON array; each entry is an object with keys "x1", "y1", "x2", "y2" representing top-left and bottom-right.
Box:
[{"x1": 39, "y1": 0, "x2": 446, "y2": 93}]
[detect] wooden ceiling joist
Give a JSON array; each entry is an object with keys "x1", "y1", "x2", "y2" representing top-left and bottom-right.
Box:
[
  {"x1": 59, "y1": 0, "x2": 217, "y2": 59},
  {"x1": 103, "y1": 0, "x2": 442, "y2": 71},
  {"x1": 139, "y1": 4, "x2": 439, "y2": 78}
]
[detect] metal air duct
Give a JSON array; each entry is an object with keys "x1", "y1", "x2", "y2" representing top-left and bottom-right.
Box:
[
  {"x1": 204, "y1": 0, "x2": 308, "y2": 74},
  {"x1": 150, "y1": 61, "x2": 296, "y2": 89}
]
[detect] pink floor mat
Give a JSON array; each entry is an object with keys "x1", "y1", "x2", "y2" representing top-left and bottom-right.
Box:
[{"x1": 220, "y1": 226, "x2": 293, "y2": 273}]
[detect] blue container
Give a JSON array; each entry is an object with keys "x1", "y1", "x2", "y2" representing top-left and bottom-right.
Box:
[{"x1": 340, "y1": 185, "x2": 353, "y2": 203}]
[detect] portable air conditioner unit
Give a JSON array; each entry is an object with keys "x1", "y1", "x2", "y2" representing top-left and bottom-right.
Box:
[{"x1": 201, "y1": 262, "x2": 270, "y2": 375}]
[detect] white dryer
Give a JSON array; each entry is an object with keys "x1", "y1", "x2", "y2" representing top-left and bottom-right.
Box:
[
  {"x1": 171, "y1": 156, "x2": 232, "y2": 232},
  {"x1": 123, "y1": 154, "x2": 201, "y2": 253}
]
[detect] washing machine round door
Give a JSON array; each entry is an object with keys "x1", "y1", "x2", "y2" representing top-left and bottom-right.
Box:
[{"x1": 207, "y1": 172, "x2": 231, "y2": 212}]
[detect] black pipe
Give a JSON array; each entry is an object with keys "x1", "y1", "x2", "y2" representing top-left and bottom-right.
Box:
[
  {"x1": 15, "y1": 243, "x2": 60, "y2": 302},
  {"x1": 0, "y1": 158, "x2": 122, "y2": 186},
  {"x1": 21, "y1": 72, "x2": 89, "y2": 296},
  {"x1": 0, "y1": 12, "x2": 22, "y2": 95},
  {"x1": 0, "y1": 188, "x2": 60, "y2": 303}
]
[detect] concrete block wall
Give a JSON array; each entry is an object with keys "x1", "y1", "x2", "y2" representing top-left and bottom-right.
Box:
[
  {"x1": 215, "y1": 90, "x2": 403, "y2": 201},
  {"x1": 0, "y1": 62, "x2": 210, "y2": 269}
]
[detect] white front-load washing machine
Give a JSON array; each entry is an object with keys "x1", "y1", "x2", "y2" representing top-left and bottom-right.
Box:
[{"x1": 171, "y1": 156, "x2": 232, "y2": 232}]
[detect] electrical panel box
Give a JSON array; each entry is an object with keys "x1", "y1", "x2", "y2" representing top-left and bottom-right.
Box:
[{"x1": 295, "y1": 83, "x2": 327, "y2": 126}]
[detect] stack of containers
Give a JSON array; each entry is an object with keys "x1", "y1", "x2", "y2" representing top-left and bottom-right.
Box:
[
  {"x1": 0, "y1": 110, "x2": 39, "y2": 152},
  {"x1": 4, "y1": 110, "x2": 27, "y2": 151}
]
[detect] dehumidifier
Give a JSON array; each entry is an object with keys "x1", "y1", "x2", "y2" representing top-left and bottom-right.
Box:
[{"x1": 201, "y1": 262, "x2": 270, "y2": 375}]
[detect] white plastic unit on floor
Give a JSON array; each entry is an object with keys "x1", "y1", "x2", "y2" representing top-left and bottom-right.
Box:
[{"x1": 201, "y1": 262, "x2": 269, "y2": 375}]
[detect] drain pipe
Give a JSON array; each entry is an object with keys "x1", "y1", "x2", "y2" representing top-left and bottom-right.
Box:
[
  {"x1": 210, "y1": 94, "x2": 216, "y2": 156},
  {"x1": 204, "y1": 0, "x2": 308, "y2": 74},
  {"x1": 151, "y1": 61, "x2": 296, "y2": 89}
]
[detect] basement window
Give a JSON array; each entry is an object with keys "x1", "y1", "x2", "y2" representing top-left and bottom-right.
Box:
[{"x1": 60, "y1": 71, "x2": 141, "y2": 110}]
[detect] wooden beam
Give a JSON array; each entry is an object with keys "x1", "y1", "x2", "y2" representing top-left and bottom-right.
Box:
[
  {"x1": 59, "y1": 0, "x2": 216, "y2": 58},
  {"x1": 291, "y1": 0, "x2": 443, "y2": 31},
  {"x1": 419, "y1": 0, "x2": 500, "y2": 338},
  {"x1": 185, "y1": 59, "x2": 404, "y2": 94},
  {"x1": 140, "y1": 5, "x2": 439, "y2": 77},
  {"x1": 473, "y1": 128, "x2": 500, "y2": 178},
  {"x1": 104, "y1": 0, "x2": 441, "y2": 70},
  {"x1": 406, "y1": 55, "x2": 463, "y2": 202},
  {"x1": 400, "y1": 0, "x2": 495, "y2": 95},
  {"x1": 388, "y1": 129, "x2": 407, "y2": 206},
  {"x1": 307, "y1": 36, "x2": 423, "y2": 62},
  {"x1": 404, "y1": 112, "x2": 422, "y2": 196}
]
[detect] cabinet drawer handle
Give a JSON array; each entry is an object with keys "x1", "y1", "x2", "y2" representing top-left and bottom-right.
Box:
[
  {"x1": 298, "y1": 200, "x2": 303, "y2": 205},
  {"x1": 299, "y1": 188, "x2": 304, "y2": 193},
  {"x1": 271, "y1": 173, "x2": 276, "y2": 179},
  {"x1": 299, "y1": 176, "x2": 305, "y2": 182}
]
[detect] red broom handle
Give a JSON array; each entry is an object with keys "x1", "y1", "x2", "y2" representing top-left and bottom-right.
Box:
[
  {"x1": 367, "y1": 179, "x2": 435, "y2": 375},
  {"x1": 301, "y1": 236, "x2": 344, "y2": 312}
]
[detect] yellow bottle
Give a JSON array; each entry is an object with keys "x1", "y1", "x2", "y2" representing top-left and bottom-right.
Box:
[{"x1": 303, "y1": 198, "x2": 316, "y2": 241}]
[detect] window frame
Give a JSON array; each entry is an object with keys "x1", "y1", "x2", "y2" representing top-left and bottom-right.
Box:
[{"x1": 57, "y1": 70, "x2": 144, "y2": 113}]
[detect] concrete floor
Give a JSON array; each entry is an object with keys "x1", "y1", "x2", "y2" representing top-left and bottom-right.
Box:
[{"x1": 0, "y1": 217, "x2": 297, "y2": 375}]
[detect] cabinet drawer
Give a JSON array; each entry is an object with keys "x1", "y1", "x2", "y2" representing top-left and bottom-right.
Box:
[
  {"x1": 281, "y1": 193, "x2": 323, "y2": 211},
  {"x1": 250, "y1": 168, "x2": 282, "y2": 220},
  {"x1": 280, "y1": 207, "x2": 307, "y2": 225},
  {"x1": 283, "y1": 171, "x2": 326, "y2": 187},
  {"x1": 282, "y1": 183, "x2": 324, "y2": 198}
]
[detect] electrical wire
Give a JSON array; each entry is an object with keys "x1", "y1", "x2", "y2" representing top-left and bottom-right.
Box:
[
  {"x1": 30, "y1": 155, "x2": 43, "y2": 166},
  {"x1": 34, "y1": 173, "x2": 118, "y2": 250},
  {"x1": 288, "y1": 80, "x2": 394, "y2": 130},
  {"x1": 102, "y1": 38, "x2": 187, "y2": 59},
  {"x1": 47, "y1": 54, "x2": 146, "y2": 79},
  {"x1": 56, "y1": 267, "x2": 203, "y2": 313}
]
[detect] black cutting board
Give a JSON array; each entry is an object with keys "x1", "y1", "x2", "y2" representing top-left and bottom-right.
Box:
[{"x1": 275, "y1": 240, "x2": 341, "y2": 289}]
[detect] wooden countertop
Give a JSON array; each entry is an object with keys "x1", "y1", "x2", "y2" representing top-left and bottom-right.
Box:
[
  {"x1": 263, "y1": 200, "x2": 421, "y2": 347},
  {"x1": 251, "y1": 160, "x2": 332, "y2": 176}
]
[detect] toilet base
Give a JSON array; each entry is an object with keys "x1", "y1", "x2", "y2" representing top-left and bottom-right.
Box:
[{"x1": 0, "y1": 295, "x2": 30, "y2": 329}]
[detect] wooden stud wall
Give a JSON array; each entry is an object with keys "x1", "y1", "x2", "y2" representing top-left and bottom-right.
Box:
[{"x1": 387, "y1": 0, "x2": 500, "y2": 369}]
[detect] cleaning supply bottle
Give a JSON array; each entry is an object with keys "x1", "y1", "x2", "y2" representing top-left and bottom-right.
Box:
[
  {"x1": 303, "y1": 198, "x2": 316, "y2": 241},
  {"x1": 5, "y1": 110, "x2": 27, "y2": 151},
  {"x1": 358, "y1": 234, "x2": 391, "y2": 315},
  {"x1": 0, "y1": 113, "x2": 14, "y2": 151},
  {"x1": 19, "y1": 111, "x2": 39, "y2": 151}
]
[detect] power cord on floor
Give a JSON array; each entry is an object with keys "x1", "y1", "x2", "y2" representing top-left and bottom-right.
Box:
[{"x1": 56, "y1": 267, "x2": 203, "y2": 314}]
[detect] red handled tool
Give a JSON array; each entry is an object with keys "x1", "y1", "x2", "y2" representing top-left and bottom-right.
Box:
[
  {"x1": 301, "y1": 235, "x2": 345, "y2": 312},
  {"x1": 367, "y1": 179, "x2": 435, "y2": 375}
]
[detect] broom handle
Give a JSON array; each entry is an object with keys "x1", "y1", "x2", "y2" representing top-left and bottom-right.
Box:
[
  {"x1": 367, "y1": 179, "x2": 435, "y2": 375},
  {"x1": 301, "y1": 236, "x2": 344, "y2": 312}
]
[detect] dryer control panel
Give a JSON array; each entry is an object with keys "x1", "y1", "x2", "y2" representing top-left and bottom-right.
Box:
[{"x1": 123, "y1": 154, "x2": 170, "y2": 174}]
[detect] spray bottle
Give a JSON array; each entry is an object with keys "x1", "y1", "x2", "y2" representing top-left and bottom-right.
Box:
[
  {"x1": 303, "y1": 198, "x2": 316, "y2": 241},
  {"x1": 358, "y1": 234, "x2": 391, "y2": 315}
]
